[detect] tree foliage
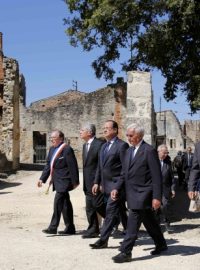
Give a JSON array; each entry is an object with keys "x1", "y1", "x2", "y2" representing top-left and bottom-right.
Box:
[{"x1": 64, "y1": 0, "x2": 200, "y2": 112}]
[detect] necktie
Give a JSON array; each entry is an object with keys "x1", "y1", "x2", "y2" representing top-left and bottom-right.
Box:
[
  {"x1": 84, "y1": 143, "x2": 89, "y2": 160},
  {"x1": 103, "y1": 142, "x2": 110, "y2": 161},
  {"x1": 131, "y1": 146, "x2": 136, "y2": 162},
  {"x1": 160, "y1": 160, "x2": 163, "y2": 169},
  {"x1": 188, "y1": 154, "x2": 190, "y2": 167}
]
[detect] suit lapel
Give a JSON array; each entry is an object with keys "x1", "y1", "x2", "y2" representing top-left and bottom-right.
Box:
[
  {"x1": 102, "y1": 138, "x2": 118, "y2": 165},
  {"x1": 84, "y1": 138, "x2": 97, "y2": 165},
  {"x1": 129, "y1": 142, "x2": 145, "y2": 167}
]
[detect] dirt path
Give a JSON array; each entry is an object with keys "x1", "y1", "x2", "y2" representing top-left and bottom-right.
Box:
[{"x1": 0, "y1": 171, "x2": 200, "y2": 270}]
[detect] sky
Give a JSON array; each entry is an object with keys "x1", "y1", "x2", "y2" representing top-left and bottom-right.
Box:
[{"x1": 0, "y1": 0, "x2": 199, "y2": 123}]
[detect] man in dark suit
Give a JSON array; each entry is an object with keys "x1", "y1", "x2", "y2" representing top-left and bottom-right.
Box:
[
  {"x1": 157, "y1": 144, "x2": 176, "y2": 232},
  {"x1": 80, "y1": 123, "x2": 105, "y2": 238},
  {"x1": 37, "y1": 130, "x2": 79, "y2": 235},
  {"x1": 188, "y1": 142, "x2": 200, "y2": 198},
  {"x1": 90, "y1": 120, "x2": 129, "y2": 249},
  {"x1": 112, "y1": 123, "x2": 167, "y2": 263},
  {"x1": 182, "y1": 147, "x2": 194, "y2": 189}
]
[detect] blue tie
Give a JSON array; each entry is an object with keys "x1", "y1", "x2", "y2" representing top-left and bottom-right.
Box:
[
  {"x1": 103, "y1": 142, "x2": 110, "y2": 161},
  {"x1": 131, "y1": 146, "x2": 136, "y2": 162}
]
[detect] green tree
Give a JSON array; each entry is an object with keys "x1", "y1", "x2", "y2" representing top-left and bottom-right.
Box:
[{"x1": 64, "y1": 0, "x2": 200, "y2": 112}]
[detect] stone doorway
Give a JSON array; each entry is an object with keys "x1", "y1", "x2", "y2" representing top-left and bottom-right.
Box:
[{"x1": 33, "y1": 131, "x2": 47, "y2": 163}]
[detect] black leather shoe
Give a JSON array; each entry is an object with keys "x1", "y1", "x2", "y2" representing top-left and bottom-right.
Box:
[
  {"x1": 151, "y1": 245, "x2": 168, "y2": 255},
  {"x1": 58, "y1": 228, "x2": 76, "y2": 235},
  {"x1": 42, "y1": 228, "x2": 57, "y2": 234},
  {"x1": 82, "y1": 232, "x2": 99, "y2": 239},
  {"x1": 112, "y1": 252, "x2": 132, "y2": 263},
  {"x1": 89, "y1": 239, "x2": 108, "y2": 249}
]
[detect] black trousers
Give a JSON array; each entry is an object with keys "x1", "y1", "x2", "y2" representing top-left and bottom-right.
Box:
[
  {"x1": 100, "y1": 195, "x2": 123, "y2": 241},
  {"x1": 85, "y1": 193, "x2": 100, "y2": 234},
  {"x1": 49, "y1": 191, "x2": 74, "y2": 230},
  {"x1": 120, "y1": 208, "x2": 166, "y2": 254}
]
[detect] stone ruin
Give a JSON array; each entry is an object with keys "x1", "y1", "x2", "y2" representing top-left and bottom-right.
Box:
[{"x1": 1, "y1": 31, "x2": 199, "y2": 171}]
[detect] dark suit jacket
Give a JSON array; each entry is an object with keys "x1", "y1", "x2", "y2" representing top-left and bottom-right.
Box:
[
  {"x1": 161, "y1": 158, "x2": 176, "y2": 199},
  {"x1": 40, "y1": 145, "x2": 79, "y2": 193},
  {"x1": 116, "y1": 141, "x2": 163, "y2": 209},
  {"x1": 94, "y1": 137, "x2": 129, "y2": 194},
  {"x1": 182, "y1": 152, "x2": 194, "y2": 170},
  {"x1": 188, "y1": 142, "x2": 200, "y2": 192},
  {"x1": 82, "y1": 138, "x2": 104, "y2": 193}
]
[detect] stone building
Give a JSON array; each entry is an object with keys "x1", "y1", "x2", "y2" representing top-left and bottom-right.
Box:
[
  {"x1": 156, "y1": 110, "x2": 184, "y2": 158},
  {"x1": 20, "y1": 71, "x2": 155, "y2": 167}
]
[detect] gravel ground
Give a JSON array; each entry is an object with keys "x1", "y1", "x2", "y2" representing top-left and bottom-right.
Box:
[{"x1": 0, "y1": 170, "x2": 200, "y2": 270}]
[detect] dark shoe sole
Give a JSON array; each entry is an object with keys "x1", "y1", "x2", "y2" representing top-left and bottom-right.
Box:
[
  {"x1": 89, "y1": 242, "x2": 108, "y2": 249},
  {"x1": 82, "y1": 233, "x2": 99, "y2": 239},
  {"x1": 58, "y1": 231, "x2": 76, "y2": 235},
  {"x1": 42, "y1": 229, "x2": 57, "y2": 234},
  {"x1": 151, "y1": 246, "x2": 168, "y2": 255}
]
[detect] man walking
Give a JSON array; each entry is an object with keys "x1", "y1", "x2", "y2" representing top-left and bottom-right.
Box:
[
  {"x1": 90, "y1": 120, "x2": 129, "y2": 249},
  {"x1": 157, "y1": 144, "x2": 176, "y2": 233},
  {"x1": 37, "y1": 130, "x2": 79, "y2": 235},
  {"x1": 80, "y1": 123, "x2": 105, "y2": 238},
  {"x1": 112, "y1": 123, "x2": 167, "y2": 263},
  {"x1": 188, "y1": 142, "x2": 200, "y2": 199},
  {"x1": 182, "y1": 147, "x2": 194, "y2": 189}
]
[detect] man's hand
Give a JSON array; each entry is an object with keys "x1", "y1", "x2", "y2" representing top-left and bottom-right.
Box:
[
  {"x1": 92, "y1": 184, "x2": 99, "y2": 195},
  {"x1": 152, "y1": 199, "x2": 161, "y2": 210},
  {"x1": 111, "y1": 189, "x2": 118, "y2": 201},
  {"x1": 73, "y1": 183, "x2": 79, "y2": 190},
  {"x1": 188, "y1": 191, "x2": 195, "y2": 200},
  {"x1": 37, "y1": 180, "x2": 43, "y2": 188},
  {"x1": 171, "y1": 191, "x2": 175, "y2": 198}
]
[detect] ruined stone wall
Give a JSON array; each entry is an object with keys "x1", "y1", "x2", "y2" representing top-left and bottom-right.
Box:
[
  {"x1": 156, "y1": 110, "x2": 184, "y2": 158},
  {"x1": 30, "y1": 90, "x2": 85, "y2": 111},
  {"x1": 184, "y1": 120, "x2": 200, "y2": 145},
  {"x1": 126, "y1": 71, "x2": 155, "y2": 145},
  {"x1": 20, "y1": 85, "x2": 127, "y2": 167},
  {"x1": 0, "y1": 57, "x2": 20, "y2": 170}
]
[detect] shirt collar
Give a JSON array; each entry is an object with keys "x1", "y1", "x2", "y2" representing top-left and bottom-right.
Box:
[
  {"x1": 87, "y1": 137, "x2": 95, "y2": 145},
  {"x1": 134, "y1": 139, "x2": 143, "y2": 149}
]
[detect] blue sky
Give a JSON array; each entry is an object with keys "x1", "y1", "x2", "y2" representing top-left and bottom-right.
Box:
[{"x1": 0, "y1": 0, "x2": 199, "y2": 123}]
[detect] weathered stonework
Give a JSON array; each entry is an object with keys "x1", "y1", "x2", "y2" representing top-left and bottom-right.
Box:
[
  {"x1": 126, "y1": 71, "x2": 156, "y2": 145},
  {"x1": 1, "y1": 57, "x2": 20, "y2": 170},
  {"x1": 20, "y1": 83, "x2": 128, "y2": 166},
  {"x1": 156, "y1": 110, "x2": 184, "y2": 158}
]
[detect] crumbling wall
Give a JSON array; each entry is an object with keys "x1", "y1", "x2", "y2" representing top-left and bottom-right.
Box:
[
  {"x1": 20, "y1": 85, "x2": 127, "y2": 166},
  {"x1": 126, "y1": 71, "x2": 155, "y2": 145},
  {"x1": 156, "y1": 110, "x2": 184, "y2": 158},
  {"x1": 0, "y1": 57, "x2": 20, "y2": 170},
  {"x1": 184, "y1": 120, "x2": 200, "y2": 145}
]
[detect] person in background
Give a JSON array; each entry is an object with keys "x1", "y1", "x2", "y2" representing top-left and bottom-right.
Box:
[
  {"x1": 80, "y1": 123, "x2": 105, "y2": 238},
  {"x1": 157, "y1": 144, "x2": 176, "y2": 233},
  {"x1": 37, "y1": 130, "x2": 79, "y2": 235},
  {"x1": 182, "y1": 147, "x2": 194, "y2": 190},
  {"x1": 111, "y1": 123, "x2": 167, "y2": 263},
  {"x1": 173, "y1": 151, "x2": 184, "y2": 186},
  {"x1": 188, "y1": 142, "x2": 200, "y2": 199}
]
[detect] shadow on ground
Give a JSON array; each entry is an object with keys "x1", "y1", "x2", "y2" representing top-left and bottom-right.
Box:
[
  {"x1": 170, "y1": 184, "x2": 200, "y2": 221},
  {"x1": 0, "y1": 179, "x2": 22, "y2": 191}
]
